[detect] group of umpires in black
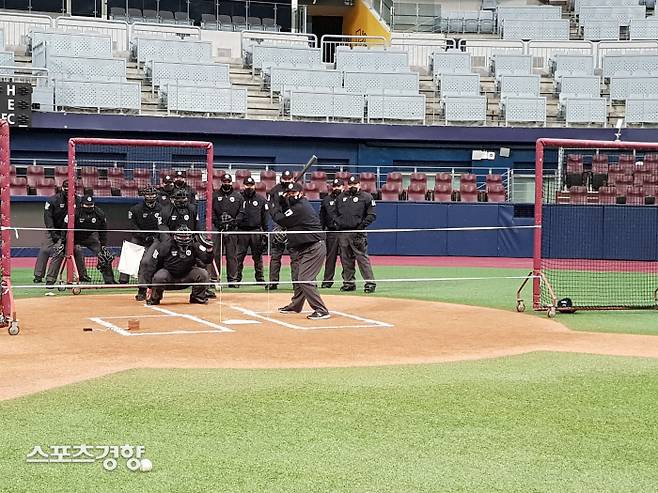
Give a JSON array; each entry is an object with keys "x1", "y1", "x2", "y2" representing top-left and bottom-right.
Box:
[{"x1": 34, "y1": 169, "x2": 377, "y2": 320}]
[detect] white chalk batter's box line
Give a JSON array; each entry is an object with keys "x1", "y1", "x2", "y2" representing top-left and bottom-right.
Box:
[{"x1": 90, "y1": 304, "x2": 393, "y2": 336}]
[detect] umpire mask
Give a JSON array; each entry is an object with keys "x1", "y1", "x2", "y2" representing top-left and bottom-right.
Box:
[{"x1": 143, "y1": 187, "x2": 158, "y2": 208}]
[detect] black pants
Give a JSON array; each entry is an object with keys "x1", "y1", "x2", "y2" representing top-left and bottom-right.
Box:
[
  {"x1": 339, "y1": 232, "x2": 375, "y2": 289},
  {"x1": 46, "y1": 233, "x2": 116, "y2": 284},
  {"x1": 236, "y1": 232, "x2": 264, "y2": 283},
  {"x1": 322, "y1": 231, "x2": 340, "y2": 283},
  {"x1": 151, "y1": 266, "x2": 209, "y2": 303},
  {"x1": 119, "y1": 236, "x2": 153, "y2": 295},
  {"x1": 34, "y1": 234, "x2": 59, "y2": 279},
  {"x1": 287, "y1": 241, "x2": 328, "y2": 314},
  {"x1": 210, "y1": 232, "x2": 239, "y2": 283},
  {"x1": 268, "y1": 241, "x2": 287, "y2": 286}
]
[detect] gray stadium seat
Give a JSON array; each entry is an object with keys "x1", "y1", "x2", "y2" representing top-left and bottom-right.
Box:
[
  {"x1": 233, "y1": 16, "x2": 248, "y2": 31},
  {"x1": 262, "y1": 18, "x2": 280, "y2": 32},
  {"x1": 503, "y1": 20, "x2": 569, "y2": 40},
  {"x1": 0, "y1": 51, "x2": 14, "y2": 76},
  {"x1": 134, "y1": 38, "x2": 213, "y2": 65},
  {"x1": 201, "y1": 13, "x2": 217, "y2": 29},
  {"x1": 431, "y1": 51, "x2": 471, "y2": 80},
  {"x1": 142, "y1": 9, "x2": 158, "y2": 23},
  {"x1": 492, "y1": 54, "x2": 532, "y2": 82},
  {"x1": 439, "y1": 73, "x2": 480, "y2": 99},
  {"x1": 248, "y1": 17, "x2": 262, "y2": 30},
  {"x1": 630, "y1": 19, "x2": 658, "y2": 40},
  {"x1": 128, "y1": 8, "x2": 143, "y2": 22},
  {"x1": 110, "y1": 7, "x2": 126, "y2": 21},
  {"x1": 565, "y1": 98, "x2": 607, "y2": 126},
  {"x1": 367, "y1": 93, "x2": 426, "y2": 124},
  {"x1": 610, "y1": 76, "x2": 658, "y2": 101},
  {"x1": 552, "y1": 54, "x2": 595, "y2": 82},
  {"x1": 558, "y1": 76, "x2": 600, "y2": 110},
  {"x1": 290, "y1": 90, "x2": 365, "y2": 122},
  {"x1": 504, "y1": 97, "x2": 546, "y2": 126},
  {"x1": 444, "y1": 96, "x2": 487, "y2": 124},
  {"x1": 603, "y1": 54, "x2": 658, "y2": 79},
  {"x1": 500, "y1": 75, "x2": 540, "y2": 99},
  {"x1": 159, "y1": 11, "x2": 175, "y2": 24},
  {"x1": 335, "y1": 50, "x2": 409, "y2": 73},
  {"x1": 626, "y1": 98, "x2": 658, "y2": 124},
  {"x1": 150, "y1": 61, "x2": 231, "y2": 89},
  {"x1": 343, "y1": 71, "x2": 419, "y2": 94},
  {"x1": 583, "y1": 21, "x2": 620, "y2": 40},
  {"x1": 270, "y1": 67, "x2": 343, "y2": 99},
  {"x1": 163, "y1": 84, "x2": 247, "y2": 116},
  {"x1": 54, "y1": 80, "x2": 141, "y2": 112},
  {"x1": 218, "y1": 15, "x2": 234, "y2": 31},
  {"x1": 175, "y1": 12, "x2": 192, "y2": 25}
]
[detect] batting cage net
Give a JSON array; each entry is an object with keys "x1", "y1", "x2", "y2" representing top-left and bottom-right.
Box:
[
  {"x1": 526, "y1": 138, "x2": 658, "y2": 312},
  {"x1": 62, "y1": 138, "x2": 214, "y2": 287}
]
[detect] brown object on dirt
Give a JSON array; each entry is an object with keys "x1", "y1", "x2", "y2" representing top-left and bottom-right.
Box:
[{"x1": 128, "y1": 319, "x2": 140, "y2": 331}]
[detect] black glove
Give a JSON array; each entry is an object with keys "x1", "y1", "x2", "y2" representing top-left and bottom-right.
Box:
[
  {"x1": 51, "y1": 241, "x2": 65, "y2": 258},
  {"x1": 144, "y1": 235, "x2": 155, "y2": 246},
  {"x1": 97, "y1": 246, "x2": 115, "y2": 270},
  {"x1": 219, "y1": 212, "x2": 234, "y2": 232},
  {"x1": 353, "y1": 233, "x2": 367, "y2": 250}
]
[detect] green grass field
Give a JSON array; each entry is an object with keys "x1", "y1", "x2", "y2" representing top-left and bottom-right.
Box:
[
  {"x1": 1, "y1": 353, "x2": 657, "y2": 492},
  {"x1": 11, "y1": 265, "x2": 658, "y2": 336}
]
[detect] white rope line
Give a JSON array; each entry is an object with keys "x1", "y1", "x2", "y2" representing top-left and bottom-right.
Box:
[
  {"x1": 1, "y1": 224, "x2": 540, "y2": 236},
  {"x1": 13, "y1": 275, "x2": 539, "y2": 290}
]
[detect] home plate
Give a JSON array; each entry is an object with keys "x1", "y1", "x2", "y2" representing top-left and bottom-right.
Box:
[{"x1": 222, "y1": 319, "x2": 261, "y2": 325}]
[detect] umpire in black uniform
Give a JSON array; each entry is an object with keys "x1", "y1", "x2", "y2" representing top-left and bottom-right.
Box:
[
  {"x1": 265, "y1": 169, "x2": 294, "y2": 290},
  {"x1": 33, "y1": 180, "x2": 78, "y2": 283},
  {"x1": 144, "y1": 226, "x2": 213, "y2": 306},
  {"x1": 46, "y1": 194, "x2": 116, "y2": 286},
  {"x1": 173, "y1": 170, "x2": 197, "y2": 205},
  {"x1": 332, "y1": 175, "x2": 377, "y2": 293},
  {"x1": 270, "y1": 182, "x2": 329, "y2": 320},
  {"x1": 158, "y1": 174, "x2": 175, "y2": 206},
  {"x1": 235, "y1": 176, "x2": 267, "y2": 286},
  {"x1": 211, "y1": 173, "x2": 242, "y2": 287},
  {"x1": 319, "y1": 178, "x2": 343, "y2": 288},
  {"x1": 119, "y1": 186, "x2": 163, "y2": 301}
]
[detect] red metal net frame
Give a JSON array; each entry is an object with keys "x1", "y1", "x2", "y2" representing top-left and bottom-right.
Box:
[
  {"x1": 0, "y1": 120, "x2": 17, "y2": 334},
  {"x1": 516, "y1": 137, "x2": 658, "y2": 317},
  {"x1": 64, "y1": 137, "x2": 215, "y2": 288}
]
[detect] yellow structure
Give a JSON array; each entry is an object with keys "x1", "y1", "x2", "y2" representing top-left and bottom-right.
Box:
[{"x1": 342, "y1": 0, "x2": 391, "y2": 41}]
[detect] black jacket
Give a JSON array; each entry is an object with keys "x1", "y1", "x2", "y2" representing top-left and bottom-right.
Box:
[
  {"x1": 269, "y1": 197, "x2": 325, "y2": 250},
  {"x1": 331, "y1": 190, "x2": 377, "y2": 230},
  {"x1": 71, "y1": 207, "x2": 108, "y2": 246},
  {"x1": 211, "y1": 188, "x2": 243, "y2": 230},
  {"x1": 128, "y1": 201, "x2": 164, "y2": 243},
  {"x1": 319, "y1": 191, "x2": 341, "y2": 231},
  {"x1": 147, "y1": 238, "x2": 213, "y2": 279},
  {"x1": 44, "y1": 192, "x2": 79, "y2": 241},
  {"x1": 236, "y1": 191, "x2": 268, "y2": 231}
]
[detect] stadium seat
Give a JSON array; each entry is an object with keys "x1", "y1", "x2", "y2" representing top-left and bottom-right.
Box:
[
  {"x1": 460, "y1": 183, "x2": 478, "y2": 202},
  {"x1": 212, "y1": 169, "x2": 229, "y2": 190},
  {"x1": 303, "y1": 182, "x2": 320, "y2": 200},
  {"x1": 143, "y1": 9, "x2": 158, "y2": 22},
  {"x1": 335, "y1": 171, "x2": 351, "y2": 182},
  {"x1": 644, "y1": 174, "x2": 658, "y2": 188},
  {"x1": 643, "y1": 183, "x2": 657, "y2": 199},
  {"x1": 35, "y1": 177, "x2": 56, "y2": 196},
  {"x1": 386, "y1": 172, "x2": 403, "y2": 195},
  {"x1": 187, "y1": 169, "x2": 203, "y2": 189},
  {"x1": 107, "y1": 167, "x2": 124, "y2": 189},
  {"x1": 80, "y1": 167, "x2": 98, "y2": 189},
  {"x1": 409, "y1": 172, "x2": 427, "y2": 189},
  {"x1": 626, "y1": 186, "x2": 645, "y2": 205},
  {"x1": 235, "y1": 169, "x2": 252, "y2": 187},
  {"x1": 591, "y1": 155, "x2": 609, "y2": 190},
  {"x1": 195, "y1": 182, "x2": 207, "y2": 197},
  {"x1": 487, "y1": 183, "x2": 506, "y2": 202},
  {"x1": 128, "y1": 8, "x2": 143, "y2": 22},
  {"x1": 159, "y1": 169, "x2": 174, "y2": 182},
  {"x1": 566, "y1": 155, "x2": 584, "y2": 188},
  {"x1": 9, "y1": 165, "x2": 16, "y2": 177},
  {"x1": 615, "y1": 175, "x2": 634, "y2": 196},
  {"x1": 359, "y1": 172, "x2": 377, "y2": 196},
  {"x1": 159, "y1": 11, "x2": 175, "y2": 23},
  {"x1": 643, "y1": 154, "x2": 658, "y2": 174},
  {"x1": 618, "y1": 154, "x2": 636, "y2": 174},
  {"x1": 94, "y1": 180, "x2": 112, "y2": 196},
  {"x1": 260, "y1": 170, "x2": 277, "y2": 192},
  {"x1": 26, "y1": 165, "x2": 44, "y2": 189},
  {"x1": 132, "y1": 169, "x2": 151, "y2": 189},
  {"x1": 407, "y1": 182, "x2": 427, "y2": 201},
  {"x1": 121, "y1": 180, "x2": 139, "y2": 197},
  {"x1": 310, "y1": 171, "x2": 329, "y2": 194},
  {"x1": 54, "y1": 166, "x2": 68, "y2": 187},
  {"x1": 292, "y1": 171, "x2": 304, "y2": 182},
  {"x1": 607, "y1": 165, "x2": 624, "y2": 186},
  {"x1": 460, "y1": 173, "x2": 477, "y2": 186},
  {"x1": 598, "y1": 186, "x2": 617, "y2": 205},
  {"x1": 433, "y1": 183, "x2": 453, "y2": 202},
  {"x1": 380, "y1": 182, "x2": 400, "y2": 201},
  {"x1": 10, "y1": 176, "x2": 27, "y2": 196},
  {"x1": 435, "y1": 172, "x2": 452, "y2": 187},
  {"x1": 174, "y1": 12, "x2": 190, "y2": 24},
  {"x1": 255, "y1": 181, "x2": 267, "y2": 194},
  {"x1": 568, "y1": 185, "x2": 587, "y2": 204},
  {"x1": 201, "y1": 13, "x2": 217, "y2": 29}
]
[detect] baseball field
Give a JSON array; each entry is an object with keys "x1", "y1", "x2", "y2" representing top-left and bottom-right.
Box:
[{"x1": 2, "y1": 257, "x2": 658, "y2": 492}]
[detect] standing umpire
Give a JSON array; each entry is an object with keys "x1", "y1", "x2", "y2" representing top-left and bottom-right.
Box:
[
  {"x1": 270, "y1": 182, "x2": 329, "y2": 320},
  {"x1": 319, "y1": 178, "x2": 343, "y2": 288},
  {"x1": 211, "y1": 173, "x2": 242, "y2": 288},
  {"x1": 33, "y1": 180, "x2": 78, "y2": 283},
  {"x1": 119, "y1": 185, "x2": 163, "y2": 301},
  {"x1": 235, "y1": 176, "x2": 267, "y2": 286},
  {"x1": 332, "y1": 175, "x2": 377, "y2": 293},
  {"x1": 266, "y1": 169, "x2": 294, "y2": 290}
]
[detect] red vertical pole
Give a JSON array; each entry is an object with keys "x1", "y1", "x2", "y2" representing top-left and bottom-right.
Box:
[
  {"x1": 0, "y1": 120, "x2": 14, "y2": 321},
  {"x1": 205, "y1": 143, "x2": 214, "y2": 234},
  {"x1": 533, "y1": 139, "x2": 544, "y2": 310},
  {"x1": 66, "y1": 139, "x2": 76, "y2": 283}
]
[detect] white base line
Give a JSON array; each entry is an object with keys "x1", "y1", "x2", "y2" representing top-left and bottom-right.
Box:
[
  {"x1": 330, "y1": 310, "x2": 393, "y2": 328},
  {"x1": 90, "y1": 317, "x2": 132, "y2": 336},
  {"x1": 89, "y1": 317, "x2": 227, "y2": 337},
  {"x1": 229, "y1": 304, "x2": 304, "y2": 330},
  {"x1": 234, "y1": 305, "x2": 393, "y2": 330},
  {"x1": 146, "y1": 305, "x2": 234, "y2": 332}
]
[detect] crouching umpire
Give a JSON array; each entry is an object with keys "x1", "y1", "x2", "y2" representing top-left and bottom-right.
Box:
[
  {"x1": 144, "y1": 226, "x2": 213, "y2": 306},
  {"x1": 269, "y1": 182, "x2": 330, "y2": 320}
]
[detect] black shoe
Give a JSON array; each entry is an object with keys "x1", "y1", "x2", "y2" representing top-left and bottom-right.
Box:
[
  {"x1": 79, "y1": 275, "x2": 92, "y2": 283},
  {"x1": 278, "y1": 306, "x2": 300, "y2": 314},
  {"x1": 364, "y1": 284, "x2": 376, "y2": 294},
  {"x1": 307, "y1": 311, "x2": 331, "y2": 320},
  {"x1": 135, "y1": 293, "x2": 146, "y2": 302},
  {"x1": 340, "y1": 285, "x2": 356, "y2": 292},
  {"x1": 321, "y1": 282, "x2": 333, "y2": 289},
  {"x1": 206, "y1": 289, "x2": 217, "y2": 298},
  {"x1": 266, "y1": 284, "x2": 278, "y2": 290},
  {"x1": 228, "y1": 284, "x2": 240, "y2": 289},
  {"x1": 146, "y1": 298, "x2": 160, "y2": 306},
  {"x1": 33, "y1": 277, "x2": 43, "y2": 284},
  {"x1": 190, "y1": 298, "x2": 209, "y2": 305}
]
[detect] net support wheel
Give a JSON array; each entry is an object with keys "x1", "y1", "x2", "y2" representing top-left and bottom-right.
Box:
[
  {"x1": 8, "y1": 320, "x2": 19, "y2": 336},
  {"x1": 516, "y1": 301, "x2": 526, "y2": 313},
  {"x1": 547, "y1": 306, "x2": 557, "y2": 318},
  {"x1": 72, "y1": 285, "x2": 82, "y2": 296},
  {"x1": 57, "y1": 281, "x2": 67, "y2": 292}
]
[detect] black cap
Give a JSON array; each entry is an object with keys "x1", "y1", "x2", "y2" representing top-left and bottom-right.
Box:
[
  {"x1": 163, "y1": 175, "x2": 174, "y2": 183},
  {"x1": 221, "y1": 173, "x2": 232, "y2": 183},
  {"x1": 174, "y1": 170, "x2": 185, "y2": 180},
  {"x1": 285, "y1": 182, "x2": 303, "y2": 193},
  {"x1": 348, "y1": 175, "x2": 360, "y2": 185},
  {"x1": 244, "y1": 176, "x2": 255, "y2": 186},
  {"x1": 281, "y1": 170, "x2": 293, "y2": 180},
  {"x1": 82, "y1": 194, "x2": 95, "y2": 206},
  {"x1": 332, "y1": 178, "x2": 343, "y2": 187}
]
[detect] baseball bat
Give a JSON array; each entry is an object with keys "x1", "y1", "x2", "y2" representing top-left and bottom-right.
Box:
[{"x1": 295, "y1": 155, "x2": 318, "y2": 183}]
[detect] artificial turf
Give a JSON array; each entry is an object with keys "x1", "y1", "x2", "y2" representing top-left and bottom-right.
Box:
[
  {"x1": 10, "y1": 265, "x2": 658, "y2": 336},
  {"x1": 1, "y1": 353, "x2": 657, "y2": 492}
]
